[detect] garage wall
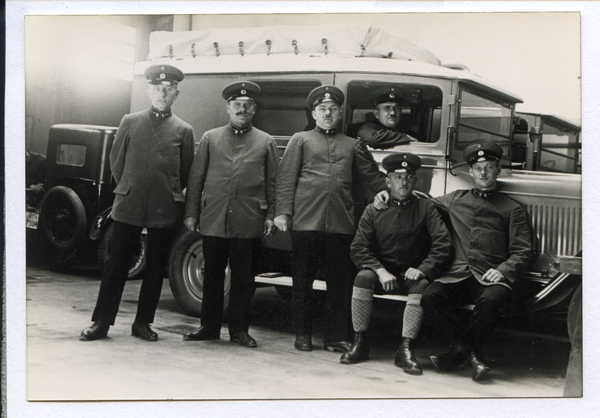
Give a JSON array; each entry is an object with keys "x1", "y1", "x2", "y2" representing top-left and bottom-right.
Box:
[{"x1": 25, "y1": 15, "x2": 174, "y2": 155}]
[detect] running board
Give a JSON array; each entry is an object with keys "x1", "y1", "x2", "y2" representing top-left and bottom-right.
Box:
[{"x1": 255, "y1": 273, "x2": 475, "y2": 309}]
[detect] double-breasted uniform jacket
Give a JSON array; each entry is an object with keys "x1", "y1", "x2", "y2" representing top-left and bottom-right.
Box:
[
  {"x1": 351, "y1": 197, "x2": 452, "y2": 280},
  {"x1": 184, "y1": 122, "x2": 279, "y2": 239},
  {"x1": 432, "y1": 188, "x2": 532, "y2": 290},
  {"x1": 110, "y1": 108, "x2": 195, "y2": 228},
  {"x1": 357, "y1": 120, "x2": 416, "y2": 149},
  {"x1": 275, "y1": 127, "x2": 388, "y2": 236}
]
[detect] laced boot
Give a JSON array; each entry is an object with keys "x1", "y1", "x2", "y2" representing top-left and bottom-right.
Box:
[
  {"x1": 340, "y1": 332, "x2": 369, "y2": 364},
  {"x1": 394, "y1": 337, "x2": 423, "y2": 375}
]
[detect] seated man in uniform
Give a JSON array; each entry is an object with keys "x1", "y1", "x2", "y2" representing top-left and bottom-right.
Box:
[
  {"x1": 341, "y1": 153, "x2": 452, "y2": 375},
  {"x1": 357, "y1": 86, "x2": 417, "y2": 149},
  {"x1": 375, "y1": 140, "x2": 533, "y2": 381}
]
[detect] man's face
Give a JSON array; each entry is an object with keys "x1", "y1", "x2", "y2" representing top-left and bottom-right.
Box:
[
  {"x1": 374, "y1": 102, "x2": 401, "y2": 129},
  {"x1": 146, "y1": 83, "x2": 179, "y2": 111},
  {"x1": 312, "y1": 102, "x2": 340, "y2": 130},
  {"x1": 386, "y1": 171, "x2": 417, "y2": 201},
  {"x1": 469, "y1": 160, "x2": 501, "y2": 190},
  {"x1": 227, "y1": 99, "x2": 256, "y2": 127}
]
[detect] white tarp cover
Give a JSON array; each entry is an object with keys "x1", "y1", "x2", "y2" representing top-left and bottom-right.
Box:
[{"x1": 147, "y1": 25, "x2": 440, "y2": 65}]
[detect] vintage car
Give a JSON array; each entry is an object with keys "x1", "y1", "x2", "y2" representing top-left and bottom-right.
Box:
[
  {"x1": 119, "y1": 26, "x2": 580, "y2": 318},
  {"x1": 32, "y1": 124, "x2": 147, "y2": 278}
]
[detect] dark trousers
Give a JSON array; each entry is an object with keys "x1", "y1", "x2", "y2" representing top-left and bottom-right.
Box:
[
  {"x1": 201, "y1": 236, "x2": 256, "y2": 335},
  {"x1": 421, "y1": 277, "x2": 510, "y2": 353},
  {"x1": 354, "y1": 269, "x2": 429, "y2": 295},
  {"x1": 92, "y1": 221, "x2": 172, "y2": 325},
  {"x1": 291, "y1": 231, "x2": 354, "y2": 343}
]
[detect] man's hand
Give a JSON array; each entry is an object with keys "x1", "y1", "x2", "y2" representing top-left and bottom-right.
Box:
[
  {"x1": 404, "y1": 267, "x2": 426, "y2": 281},
  {"x1": 263, "y1": 219, "x2": 277, "y2": 236},
  {"x1": 274, "y1": 214, "x2": 290, "y2": 232},
  {"x1": 482, "y1": 268, "x2": 505, "y2": 283},
  {"x1": 183, "y1": 217, "x2": 199, "y2": 232},
  {"x1": 29, "y1": 183, "x2": 44, "y2": 193},
  {"x1": 373, "y1": 190, "x2": 389, "y2": 210},
  {"x1": 376, "y1": 268, "x2": 397, "y2": 292}
]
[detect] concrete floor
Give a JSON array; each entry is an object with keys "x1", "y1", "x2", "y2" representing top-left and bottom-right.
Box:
[{"x1": 23, "y1": 264, "x2": 574, "y2": 403}]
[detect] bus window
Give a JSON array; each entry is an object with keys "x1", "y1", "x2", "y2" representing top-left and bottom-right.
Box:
[
  {"x1": 345, "y1": 81, "x2": 443, "y2": 143},
  {"x1": 250, "y1": 80, "x2": 322, "y2": 137}
]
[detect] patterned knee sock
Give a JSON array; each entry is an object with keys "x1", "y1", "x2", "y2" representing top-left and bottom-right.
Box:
[
  {"x1": 351, "y1": 287, "x2": 374, "y2": 332},
  {"x1": 402, "y1": 294, "x2": 424, "y2": 339}
]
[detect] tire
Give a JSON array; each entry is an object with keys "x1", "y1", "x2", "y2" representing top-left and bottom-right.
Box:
[
  {"x1": 97, "y1": 223, "x2": 148, "y2": 280},
  {"x1": 37, "y1": 186, "x2": 87, "y2": 268},
  {"x1": 168, "y1": 230, "x2": 231, "y2": 317}
]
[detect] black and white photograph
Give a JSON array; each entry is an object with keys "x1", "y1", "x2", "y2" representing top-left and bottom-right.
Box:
[{"x1": 5, "y1": 1, "x2": 598, "y2": 417}]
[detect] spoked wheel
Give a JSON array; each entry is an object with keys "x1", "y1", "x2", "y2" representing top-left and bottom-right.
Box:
[{"x1": 97, "y1": 223, "x2": 148, "y2": 280}]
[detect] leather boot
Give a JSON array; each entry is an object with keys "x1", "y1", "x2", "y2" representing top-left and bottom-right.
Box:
[
  {"x1": 466, "y1": 350, "x2": 491, "y2": 381},
  {"x1": 394, "y1": 337, "x2": 423, "y2": 375},
  {"x1": 340, "y1": 332, "x2": 369, "y2": 364}
]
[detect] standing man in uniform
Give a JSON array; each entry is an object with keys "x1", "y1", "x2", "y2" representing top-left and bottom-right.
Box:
[
  {"x1": 81, "y1": 64, "x2": 195, "y2": 341},
  {"x1": 357, "y1": 86, "x2": 416, "y2": 149},
  {"x1": 183, "y1": 81, "x2": 279, "y2": 348},
  {"x1": 275, "y1": 85, "x2": 387, "y2": 353},
  {"x1": 376, "y1": 140, "x2": 532, "y2": 380},
  {"x1": 341, "y1": 153, "x2": 452, "y2": 375}
]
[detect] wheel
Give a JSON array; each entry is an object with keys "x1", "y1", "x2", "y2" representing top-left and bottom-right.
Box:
[
  {"x1": 97, "y1": 223, "x2": 148, "y2": 280},
  {"x1": 168, "y1": 230, "x2": 231, "y2": 317},
  {"x1": 37, "y1": 186, "x2": 87, "y2": 268}
]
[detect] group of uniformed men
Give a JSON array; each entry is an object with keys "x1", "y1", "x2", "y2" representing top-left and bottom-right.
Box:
[{"x1": 80, "y1": 64, "x2": 532, "y2": 382}]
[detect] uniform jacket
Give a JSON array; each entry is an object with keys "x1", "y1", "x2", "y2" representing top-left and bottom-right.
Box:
[
  {"x1": 110, "y1": 108, "x2": 195, "y2": 228},
  {"x1": 357, "y1": 120, "x2": 416, "y2": 150},
  {"x1": 275, "y1": 127, "x2": 387, "y2": 236},
  {"x1": 184, "y1": 122, "x2": 279, "y2": 239},
  {"x1": 351, "y1": 198, "x2": 452, "y2": 280},
  {"x1": 433, "y1": 188, "x2": 532, "y2": 290}
]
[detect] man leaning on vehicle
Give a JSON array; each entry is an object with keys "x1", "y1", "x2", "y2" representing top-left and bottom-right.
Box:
[
  {"x1": 182, "y1": 81, "x2": 279, "y2": 348},
  {"x1": 80, "y1": 64, "x2": 195, "y2": 342},
  {"x1": 357, "y1": 86, "x2": 417, "y2": 149},
  {"x1": 375, "y1": 140, "x2": 532, "y2": 381}
]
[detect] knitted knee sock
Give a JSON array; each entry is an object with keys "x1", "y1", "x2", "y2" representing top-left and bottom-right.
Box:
[
  {"x1": 351, "y1": 287, "x2": 374, "y2": 332},
  {"x1": 402, "y1": 294, "x2": 424, "y2": 339}
]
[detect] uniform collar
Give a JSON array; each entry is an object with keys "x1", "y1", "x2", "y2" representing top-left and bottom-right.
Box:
[
  {"x1": 315, "y1": 126, "x2": 337, "y2": 136},
  {"x1": 149, "y1": 107, "x2": 172, "y2": 120},
  {"x1": 391, "y1": 197, "x2": 414, "y2": 207},
  {"x1": 228, "y1": 121, "x2": 253, "y2": 135},
  {"x1": 473, "y1": 187, "x2": 498, "y2": 199},
  {"x1": 376, "y1": 120, "x2": 401, "y2": 132}
]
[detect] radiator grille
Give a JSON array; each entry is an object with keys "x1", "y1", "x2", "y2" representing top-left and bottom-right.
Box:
[{"x1": 527, "y1": 203, "x2": 581, "y2": 257}]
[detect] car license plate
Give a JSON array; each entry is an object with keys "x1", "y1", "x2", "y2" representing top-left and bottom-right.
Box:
[{"x1": 26, "y1": 211, "x2": 39, "y2": 229}]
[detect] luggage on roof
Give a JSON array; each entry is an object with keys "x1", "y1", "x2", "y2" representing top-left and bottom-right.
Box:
[{"x1": 147, "y1": 25, "x2": 440, "y2": 65}]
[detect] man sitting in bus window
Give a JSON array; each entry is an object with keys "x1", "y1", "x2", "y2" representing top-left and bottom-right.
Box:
[
  {"x1": 357, "y1": 86, "x2": 417, "y2": 149},
  {"x1": 375, "y1": 140, "x2": 532, "y2": 381},
  {"x1": 341, "y1": 153, "x2": 452, "y2": 375}
]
